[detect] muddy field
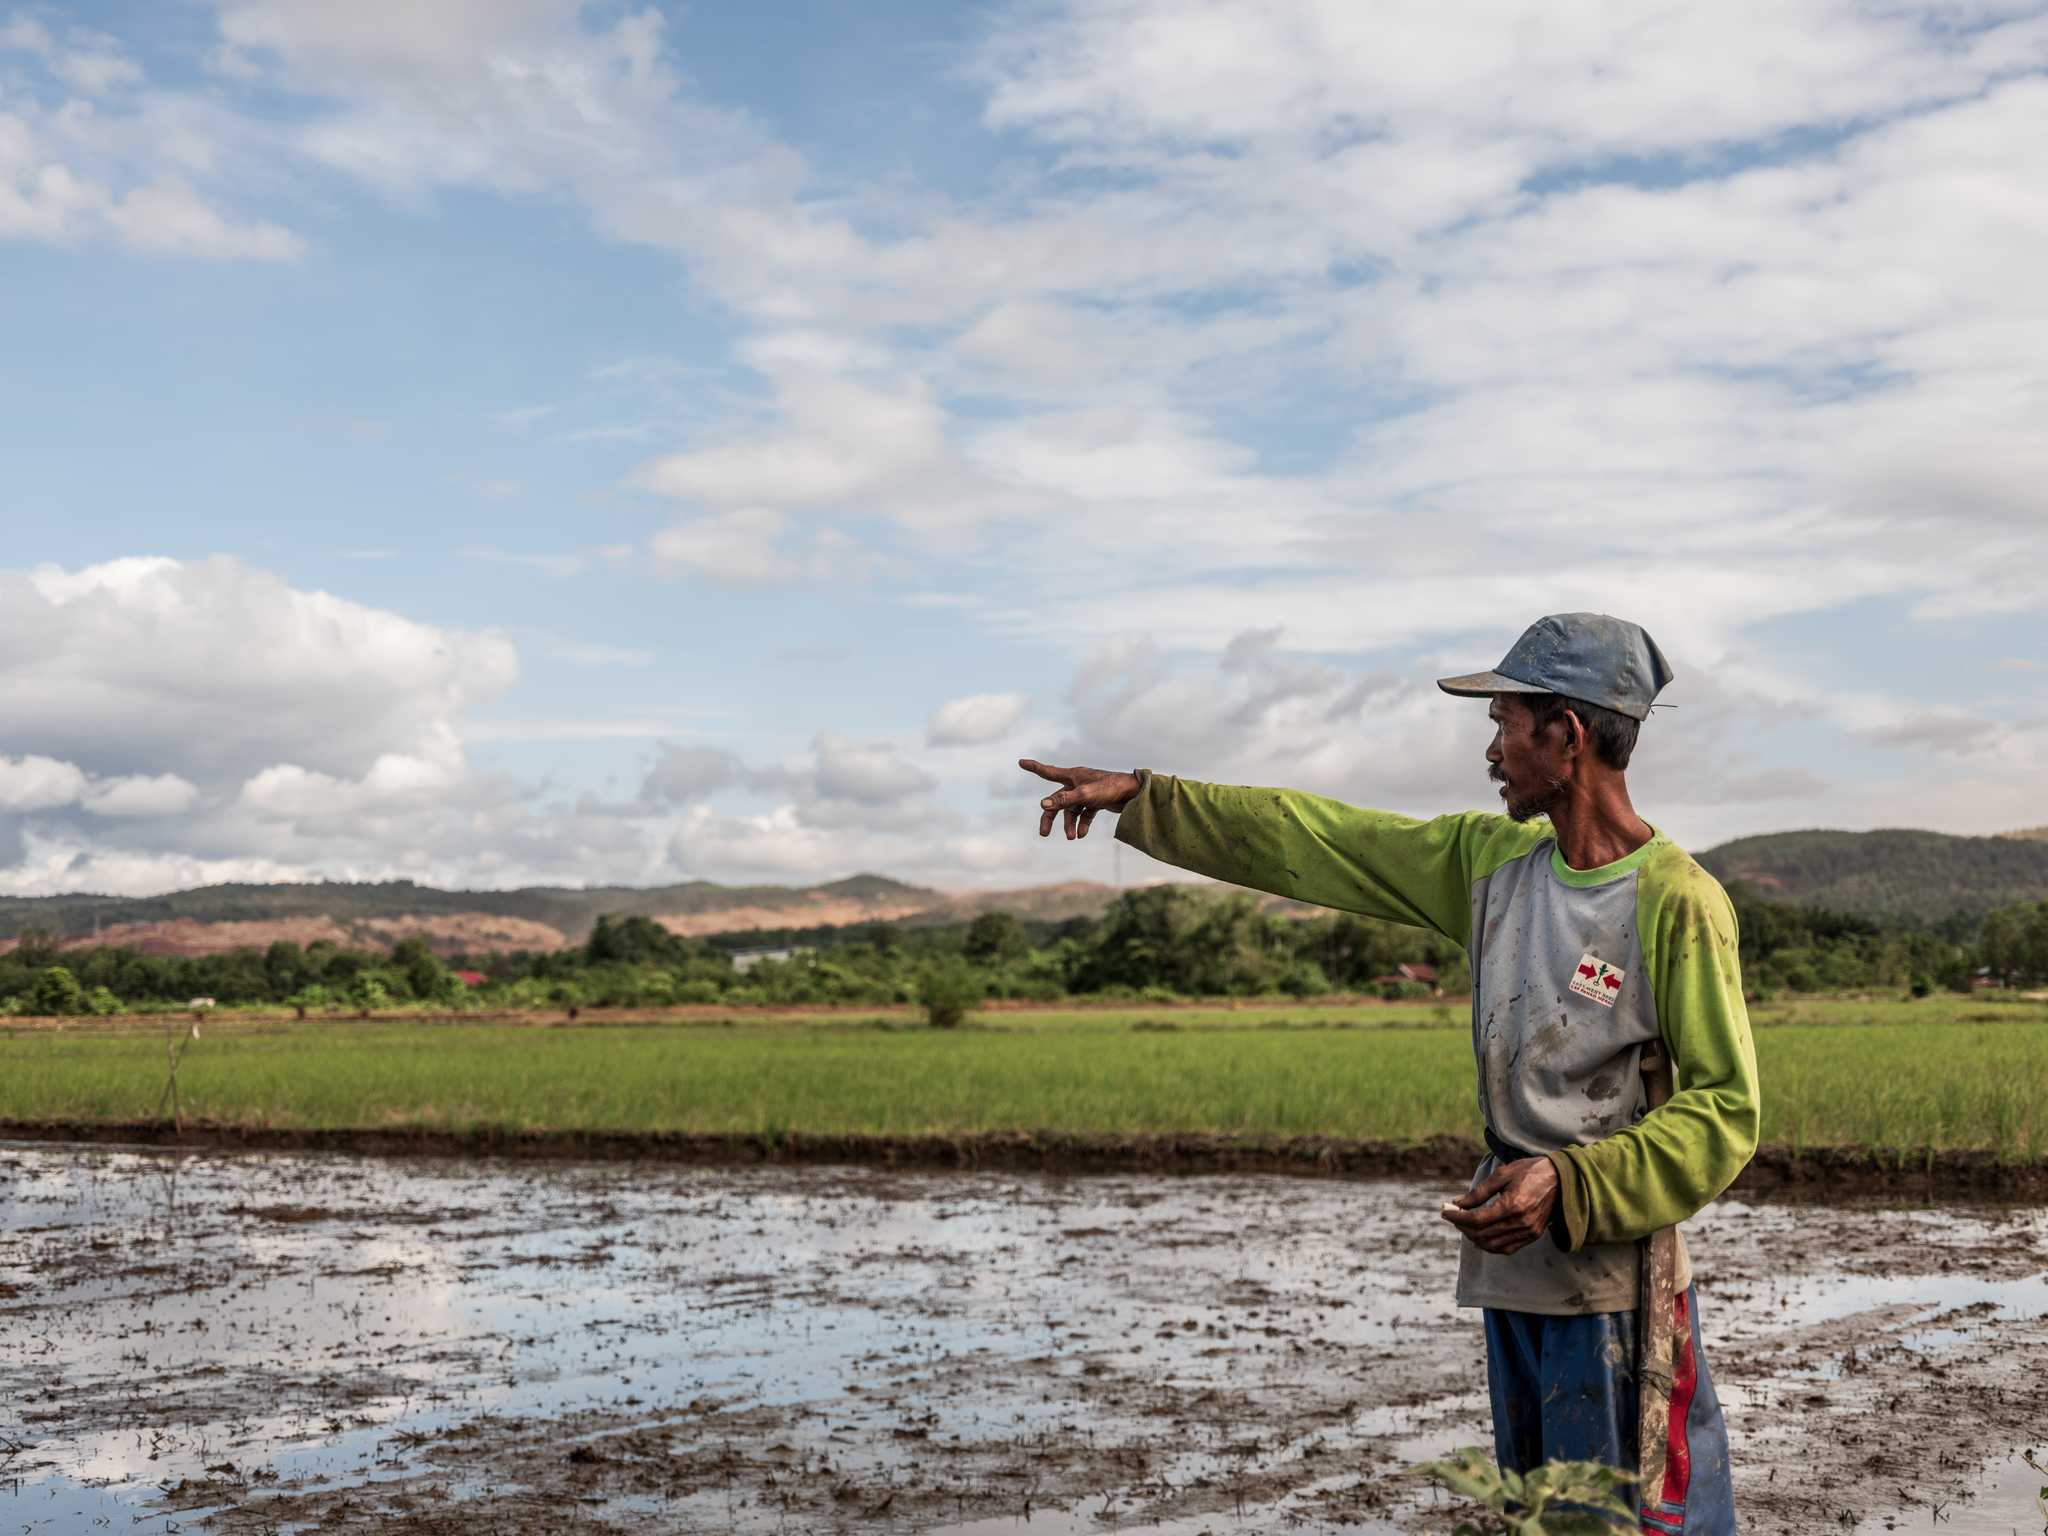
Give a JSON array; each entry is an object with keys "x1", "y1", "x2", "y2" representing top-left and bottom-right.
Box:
[{"x1": 1, "y1": 1145, "x2": 2043, "y2": 1535}]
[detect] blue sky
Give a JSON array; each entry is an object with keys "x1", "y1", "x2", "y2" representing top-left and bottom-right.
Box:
[{"x1": 2, "y1": 0, "x2": 2045, "y2": 896}]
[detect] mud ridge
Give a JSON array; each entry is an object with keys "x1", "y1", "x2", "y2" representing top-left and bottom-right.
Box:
[{"x1": 2, "y1": 1119, "x2": 2043, "y2": 1197}]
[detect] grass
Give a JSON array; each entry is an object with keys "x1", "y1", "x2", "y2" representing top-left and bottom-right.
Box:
[{"x1": 0, "y1": 996, "x2": 2042, "y2": 1159}]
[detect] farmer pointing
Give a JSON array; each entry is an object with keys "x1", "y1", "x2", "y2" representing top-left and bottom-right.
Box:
[{"x1": 1023, "y1": 613, "x2": 1756, "y2": 1535}]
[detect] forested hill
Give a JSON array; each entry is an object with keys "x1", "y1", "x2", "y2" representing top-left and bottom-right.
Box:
[{"x1": 1697, "y1": 829, "x2": 2048, "y2": 922}]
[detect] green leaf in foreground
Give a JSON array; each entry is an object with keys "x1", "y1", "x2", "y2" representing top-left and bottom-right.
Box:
[{"x1": 1415, "y1": 1447, "x2": 1637, "y2": 1534}]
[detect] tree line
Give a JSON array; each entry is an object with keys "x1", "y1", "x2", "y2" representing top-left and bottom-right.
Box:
[{"x1": 3, "y1": 885, "x2": 2043, "y2": 1017}]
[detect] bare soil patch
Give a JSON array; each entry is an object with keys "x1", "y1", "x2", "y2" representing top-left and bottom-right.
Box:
[{"x1": 1, "y1": 1146, "x2": 2042, "y2": 1535}]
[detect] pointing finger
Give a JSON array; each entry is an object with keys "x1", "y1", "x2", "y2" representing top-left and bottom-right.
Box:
[{"x1": 1019, "y1": 759, "x2": 1070, "y2": 785}]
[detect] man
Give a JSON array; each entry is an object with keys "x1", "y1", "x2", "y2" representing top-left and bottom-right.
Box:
[{"x1": 1022, "y1": 612, "x2": 1755, "y2": 1535}]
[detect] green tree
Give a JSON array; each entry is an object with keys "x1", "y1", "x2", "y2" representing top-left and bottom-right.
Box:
[
  {"x1": 1079, "y1": 887, "x2": 1284, "y2": 995},
  {"x1": 30, "y1": 965, "x2": 83, "y2": 1016},
  {"x1": 9, "y1": 929, "x2": 60, "y2": 971},
  {"x1": 286, "y1": 983, "x2": 330, "y2": 1018},
  {"x1": 263, "y1": 939, "x2": 309, "y2": 998},
  {"x1": 585, "y1": 915, "x2": 687, "y2": 967},
  {"x1": 83, "y1": 985, "x2": 122, "y2": 1016},
  {"x1": 391, "y1": 936, "x2": 454, "y2": 1002},
  {"x1": 1980, "y1": 899, "x2": 2048, "y2": 986},
  {"x1": 963, "y1": 910, "x2": 1029, "y2": 964},
  {"x1": 916, "y1": 958, "x2": 984, "y2": 1028},
  {"x1": 347, "y1": 973, "x2": 389, "y2": 1016}
]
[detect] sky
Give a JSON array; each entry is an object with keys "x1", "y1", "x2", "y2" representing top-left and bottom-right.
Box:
[{"x1": 2, "y1": 0, "x2": 2045, "y2": 899}]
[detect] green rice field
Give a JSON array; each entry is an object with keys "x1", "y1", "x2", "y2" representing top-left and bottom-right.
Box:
[{"x1": 1, "y1": 995, "x2": 2043, "y2": 1159}]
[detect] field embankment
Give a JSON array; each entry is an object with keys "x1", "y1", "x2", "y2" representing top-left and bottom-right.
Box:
[{"x1": 2, "y1": 997, "x2": 2042, "y2": 1193}]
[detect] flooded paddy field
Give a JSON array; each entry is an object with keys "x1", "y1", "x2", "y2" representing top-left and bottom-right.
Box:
[{"x1": 1, "y1": 1145, "x2": 2044, "y2": 1536}]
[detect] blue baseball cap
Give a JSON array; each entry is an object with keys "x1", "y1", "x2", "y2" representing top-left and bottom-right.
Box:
[{"x1": 1437, "y1": 613, "x2": 1674, "y2": 721}]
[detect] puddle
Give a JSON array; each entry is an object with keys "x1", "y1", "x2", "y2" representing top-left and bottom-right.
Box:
[{"x1": 1, "y1": 1143, "x2": 2043, "y2": 1533}]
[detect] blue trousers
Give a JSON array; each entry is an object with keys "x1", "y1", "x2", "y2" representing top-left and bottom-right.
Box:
[{"x1": 1483, "y1": 1284, "x2": 1736, "y2": 1534}]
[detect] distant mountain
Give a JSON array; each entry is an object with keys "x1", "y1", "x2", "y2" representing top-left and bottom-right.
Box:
[
  {"x1": 0, "y1": 873, "x2": 1128, "y2": 958},
  {"x1": 915, "y1": 881, "x2": 1126, "y2": 926},
  {"x1": 8, "y1": 825, "x2": 2047, "y2": 957},
  {"x1": 0, "y1": 874, "x2": 946, "y2": 956},
  {"x1": 1697, "y1": 829, "x2": 2048, "y2": 922}
]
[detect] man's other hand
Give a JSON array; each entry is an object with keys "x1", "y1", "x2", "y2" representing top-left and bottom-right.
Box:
[
  {"x1": 1020, "y1": 760, "x2": 1142, "y2": 840},
  {"x1": 1439, "y1": 1156, "x2": 1559, "y2": 1255}
]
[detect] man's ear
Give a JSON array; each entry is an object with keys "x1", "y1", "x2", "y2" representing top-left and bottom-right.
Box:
[{"x1": 1559, "y1": 708, "x2": 1589, "y2": 761}]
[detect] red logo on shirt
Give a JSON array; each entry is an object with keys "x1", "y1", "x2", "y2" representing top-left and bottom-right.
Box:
[{"x1": 1569, "y1": 951, "x2": 1626, "y2": 1008}]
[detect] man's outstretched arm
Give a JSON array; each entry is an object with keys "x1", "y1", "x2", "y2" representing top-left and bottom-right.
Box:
[{"x1": 1021, "y1": 760, "x2": 1542, "y2": 945}]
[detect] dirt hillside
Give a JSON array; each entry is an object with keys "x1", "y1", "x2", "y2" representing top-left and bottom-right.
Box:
[{"x1": 0, "y1": 877, "x2": 1133, "y2": 957}]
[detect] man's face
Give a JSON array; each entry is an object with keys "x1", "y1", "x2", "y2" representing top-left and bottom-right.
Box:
[{"x1": 1486, "y1": 695, "x2": 1567, "y2": 823}]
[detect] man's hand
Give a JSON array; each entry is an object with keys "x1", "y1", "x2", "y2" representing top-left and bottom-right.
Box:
[
  {"x1": 1439, "y1": 1156, "x2": 1559, "y2": 1255},
  {"x1": 1020, "y1": 759, "x2": 1142, "y2": 840}
]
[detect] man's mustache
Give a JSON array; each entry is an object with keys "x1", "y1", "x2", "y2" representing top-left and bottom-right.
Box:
[{"x1": 1487, "y1": 763, "x2": 1507, "y2": 784}]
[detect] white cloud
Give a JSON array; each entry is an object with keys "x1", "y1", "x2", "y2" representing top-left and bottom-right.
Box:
[
  {"x1": 647, "y1": 508, "x2": 872, "y2": 586},
  {"x1": 637, "y1": 734, "x2": 935, "y2": 820},
  {"x1": 632, "y1": 371, "x2": 945, "y2": 508},
  {"x1": 1862, "y1": 711, "x2": 2007, "y2": 756},
  {"x1": 0, "y1": 32, "x2": 303, "y2": 259},
  {"x1": 811, "y1": 732, "x2": 935, "y2": 808},
  {"x1": 52, "y1": 38, "x2": 142, "y2": 97},
  {"x1": 101, "y1": 176, "x2": 303, "y2": 259},
  {"x1": 8, "y1": 556, "x2": 516, "y2": 785},
  {"x1": 927, "y1": 692, "x2": 1029, "y2": 747},
  {"x1": 82, "y1": 774, "x2": 200, "y2": 818},
  {"x1": 236, "y1": 744, "x2": 461, "y2": 820},
  {"x1": 640, "y1": 744, "x2": 749, "y2": 806},
  {"x1": 978, "y1": 0, "x2": 2048, "y2": 159},
  {"x1": 0, "y1": 16, "x2": 53, "y2": 54},
  {"x1": 1057, "y1": 631, "x2": 1416, "y2": 797},
  {"x1": 0, "y1": 837, "x2": 320, "y2": 900},
  {"x1": 1, "y1": 18, "x2": 140, "y2": 96},
  {"x1": 0, "y1": 755, "x2": 90, "y2": 813},
  {"x1": 0, "y1": 757, "x2": 198, "y2": 819},
  {"x1": 0, "y1": 557, "x2": 556, "y2": 893},
  {"x1": 212, "y1": 0, "x2": 794, "y2": 265},
  {"x1": 969, "y1": 406, "x2": 1256, "y2": 504}
]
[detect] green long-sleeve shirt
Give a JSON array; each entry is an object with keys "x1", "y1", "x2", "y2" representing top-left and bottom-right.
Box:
[{"x1": 1115, "y1": 773, "x2": 1760, "y2": 1315}]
